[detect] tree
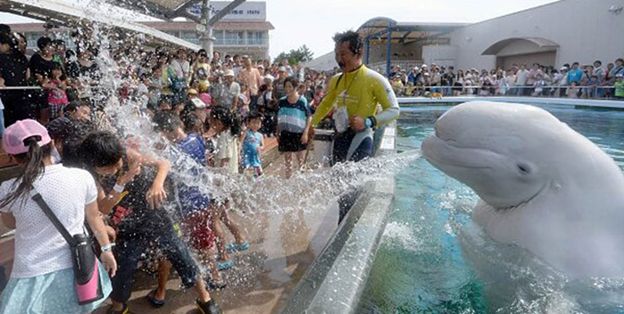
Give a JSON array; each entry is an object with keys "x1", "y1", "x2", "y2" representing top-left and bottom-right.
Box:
[{"x1": 273, "y1": 45, "x2": 314, "y2": 65}]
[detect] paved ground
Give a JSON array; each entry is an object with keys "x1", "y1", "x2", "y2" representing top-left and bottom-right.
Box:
[{"x1": 94, "y1": 138, "x2": 340, "y2": 314}]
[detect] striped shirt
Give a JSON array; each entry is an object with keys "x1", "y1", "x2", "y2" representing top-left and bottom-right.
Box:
[{"x1": 277, "y1": 96, "x2": 311, "y2": 133}]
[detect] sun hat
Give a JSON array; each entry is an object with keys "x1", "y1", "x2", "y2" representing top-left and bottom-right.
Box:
[
  {"x1": 224, "y1": 69, "x2": 235, "y2": 77},
  {"x1": 278, "y1": 66, "x2": 287, "y2": 72},
  {"x1": 3, "y1": 119, "x2": 52, "y2": 155},
  {"x1": 187, "y1": 88, "x2": 199, "y2": 95}
]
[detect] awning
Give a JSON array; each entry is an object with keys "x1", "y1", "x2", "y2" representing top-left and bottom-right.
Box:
[
  {"x1": 0, "y1": 0, "x2": 200, "y2": 50},
  {"x1": 357, "y1": 17, "x2": 467, "y2": 44},
  {"x1": 482, "y1": 37, "x2": 559, "y2": 55}
]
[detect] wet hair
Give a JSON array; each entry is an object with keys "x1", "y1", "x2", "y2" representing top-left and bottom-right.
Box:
[
  {"x1": 79, "y1": 131, "x2": 125, "y2": 169},
  {"x1": 333, "y1": 30, "x2": 363, "y2": 55},
  {"x1": 182, "y1": 112, "x2": 203, "y2": 134},
  {"x1": 36, "y1": 36, "x2": 52, "y2": 51},
  {"x1": 153, "y1": 110, "x2": 183, "y2": 133},
  {"x1": 63, "y1": 100, "x2": 88, "y2": 115},
  {"x1": 47, "y1": 117, "x2": 73, "y2": 141},
  {"x1": 246, "y1": 111, "x2": 263, "y2": 123},
  {"x1": 0, "y1": 32, "x2": 13, "y2": 46},
  {"x1": 0, "y1": 138, "x2": 52, "y2": 208},
  {"x1": 0, "y1": 24, "x2": 10, "y2": 34},
  {"x1": 61, "y1": 135, "x2": 85, "y2": 168},
  {"x1": 210, "y1": 106, "x2": 241, "y2": 136}
]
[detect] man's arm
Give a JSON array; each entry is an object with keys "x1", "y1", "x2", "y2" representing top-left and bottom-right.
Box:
[
  {"x1": 370, "y1": 75, "x2": 400, "y2": 127},
  {"x1": 131, "y1": 147, "x2": 170, "y2": 209},
  {"x1": 311, "y1": 76, "x2": 339, "y2": 127}
]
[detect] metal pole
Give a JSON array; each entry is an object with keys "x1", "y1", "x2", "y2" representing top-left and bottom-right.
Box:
[
  {"x1": 386, "y1": 21, "x2": 392, "y2": 77},
  {"x1": 200, "y1": 0, "x2": 214, "y2": 55}
]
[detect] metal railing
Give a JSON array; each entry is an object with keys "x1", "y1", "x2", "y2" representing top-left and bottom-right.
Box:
[
  {"x1": 0, "y1": 86, "x2": 43, "y2": 90},
  {"x1": 394, "y1": 84, "x2": 620, "y2": 98}
]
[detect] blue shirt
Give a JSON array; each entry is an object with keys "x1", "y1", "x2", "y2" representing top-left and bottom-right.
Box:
[
  {"x1": 277, "y1": 96, "x2": 311, "y2": 133},
  {"x1": 567, "y1": 68, "x2": 583, "y2": 84},
  {"x1": 175, "y1": 133, "x2": 210, "y2": 215},
  {"x1": 242, "y1": 130, "x2": 263, "y2": 168}
]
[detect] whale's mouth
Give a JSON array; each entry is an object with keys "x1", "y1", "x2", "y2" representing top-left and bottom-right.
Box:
[
  {"x1": 493, "y1": 182, "x2": 546, "y2": 211},
  {"x1": 423, "y1": 132, "x2": 549, "y2": 211},
  {"x1": 422, "y1": 134, "x2": 496, "y2": 170}
]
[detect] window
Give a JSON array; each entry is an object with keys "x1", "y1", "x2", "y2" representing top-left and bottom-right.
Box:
[
  {"x1": 248, "y1": 31, "x2": 266, "y2": 45},
  {"x1": 224, "y1": 31, "x2": 244, "y2": 45},
  {"x1": 214, "y1": 30, "x2": 225, "y2": 45},
  {"x1": 180, "y1": 31, "x2": 199, "y2": 45}
]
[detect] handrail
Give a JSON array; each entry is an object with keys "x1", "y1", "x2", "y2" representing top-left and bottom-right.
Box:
[
  {"x1": 0, "y1": 86, "x2": 43, "y2": 90},
  {"x1": 397, "y1": 84, "x2": 617, "y2": 89}
]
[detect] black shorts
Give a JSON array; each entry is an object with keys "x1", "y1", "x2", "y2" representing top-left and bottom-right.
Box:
[{"x1": 278, "y1": 130, "x2": 307, "y2": 152}]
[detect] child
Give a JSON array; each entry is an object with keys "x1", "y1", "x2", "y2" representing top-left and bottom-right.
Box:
[
  {"x1": 237, "y1": 83, "x2": 251, "y2": 118},
  {"x1": 257, "y1": 77, "x2": 277, "y2": 136},
  {"x1": 567, "y1": 81, "x2": 579, "y2": 98},
  {"x1": 78, "y1": 131, "x2": 220, "y2": 314},
  {"x1": 615, "y1": 74, "x2": 624, "y2": 100},
  {"x1": 0, "y1": 120, "x2": 116, "y2": 314},
  {"x1": 46, "y1": 63, "x2": 69, "y2": 120},
  {"x1": 152, "y1": 111, "x2": 226, "y2": 292},
  {"x1": 209, "y1": 106, "x2": 248, "y2": 266},
  {"x1": 277, "y1": 77, "x2": 312, "y2": 178},
  {"x1": 242, "y1": 112, "x2": 264, "y2": 177},
  {"x1": 310, "y1": 85, "x2": 324, "y2": 113}
]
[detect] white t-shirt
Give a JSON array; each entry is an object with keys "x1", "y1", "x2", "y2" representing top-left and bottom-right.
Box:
[
  {"x1": 0, "y1": 164, "x2": 98, "y2": 278},
  {"x1": 216, "y1": 131, "x2": 240, "y2": 175}
]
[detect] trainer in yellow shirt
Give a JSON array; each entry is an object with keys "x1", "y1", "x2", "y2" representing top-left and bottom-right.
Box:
[{"x1": 310, "y1": 31, "x2": 400, "y2": 164}]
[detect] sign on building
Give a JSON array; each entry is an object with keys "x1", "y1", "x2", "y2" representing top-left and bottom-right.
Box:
[{"x1": 187, "y1": 1, "x2": 266, "y2": 21}]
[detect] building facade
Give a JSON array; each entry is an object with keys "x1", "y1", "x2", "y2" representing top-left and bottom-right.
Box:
[
  {"x1": 8, "y1": 1, "x2": 273, "y2": 60},
  {"x1": 355, "y1": 0, "x2": 624, "y2": 73}
]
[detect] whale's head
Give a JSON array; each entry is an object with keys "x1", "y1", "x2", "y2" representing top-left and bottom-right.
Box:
[{"x1": 422, "y1": 101, "x2": 568, "y2": 209}]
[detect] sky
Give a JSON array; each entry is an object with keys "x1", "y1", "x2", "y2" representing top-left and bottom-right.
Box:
[{"x1": 0, "y1": 0, "x2": 559, "y2": 59}]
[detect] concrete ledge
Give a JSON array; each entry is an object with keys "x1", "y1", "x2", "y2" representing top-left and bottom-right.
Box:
[
  {"x1": 281, "y1": 123, "x2": 396, "y2": 314},
  {"x1": 398, "y1": 96, "x2": 624, "y2": 109}
]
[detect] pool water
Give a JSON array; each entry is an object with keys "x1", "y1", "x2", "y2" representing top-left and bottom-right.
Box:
[{"x1": 357, "y1": 105, "x2": 624, "y2": 313}]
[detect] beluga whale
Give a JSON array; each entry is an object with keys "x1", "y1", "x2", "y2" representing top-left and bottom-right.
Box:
[{"x1": 421, "y1": 101, "x2": 624, "y2": 279}]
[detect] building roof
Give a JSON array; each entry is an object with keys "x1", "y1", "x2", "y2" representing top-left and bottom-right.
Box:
[
  {"x1": 0, "y1": 0, "x2": 200, "y2": 50},
  {"x1": 482, "y1": 37, "x2": 559, "y2": 55},
  {"x1": 110, "y1": 0, "x2": 249, "y2": 25},
  {"x1": 357, "y1": 17, "x2": 467, "y2": 44},
  {"x1": 141, "y1": 21, "x2": 274, "y2": 31},
  {"x1": 302, "y1": 51, "x2": 336, "y2": 72}
]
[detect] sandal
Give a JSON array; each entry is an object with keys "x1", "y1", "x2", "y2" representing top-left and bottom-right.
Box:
[
  {"x1": 217, "y1": 259, "x2": 234, "y2": 270},
  {"x1": 107, "y1": 303, "x2": 129, "y2": 314},
  {"x1": 206, "y1": 277, "x2": 228, "y2": 290},
  {"x1": 226, "y1": 241, "x2": 250, "y2": 253},
  {"x1": 146, "y1": 289, "x2": 166, "y2": 308}
]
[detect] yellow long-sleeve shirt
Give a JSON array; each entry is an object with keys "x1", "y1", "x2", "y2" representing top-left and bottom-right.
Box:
[{"x1": 311, "y1": 65, "x2": 400, "y2": 127}]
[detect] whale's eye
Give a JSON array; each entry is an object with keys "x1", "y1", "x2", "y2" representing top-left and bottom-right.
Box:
[{"x1": 517, "y1": 163, "x2": 531, "y2": 175}]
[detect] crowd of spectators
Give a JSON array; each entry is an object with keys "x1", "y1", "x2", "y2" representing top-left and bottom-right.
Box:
[
  {"x1": 386, "y1": 59, "x2": 624, "y2": 99},
  {"x1": 0, "y1": 25, "x2": 337, "y2": 313}
]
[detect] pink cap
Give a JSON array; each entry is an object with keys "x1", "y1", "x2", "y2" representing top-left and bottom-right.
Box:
[{"x1": 2, "y1": 119, "x2": 52, "y2": 155}]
